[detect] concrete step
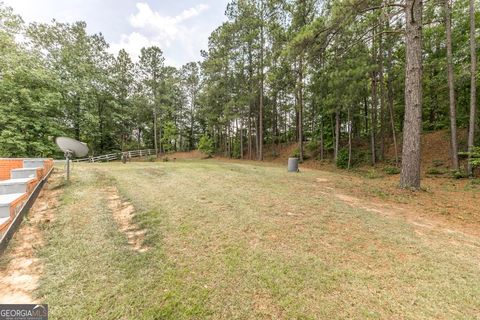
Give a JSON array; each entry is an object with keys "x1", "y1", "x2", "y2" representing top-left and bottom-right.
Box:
[
  {"x1": 0, "y1": 178, "x2": 35, "y2": 195},
  {"x1": 11, "y1": 168, "x2": 40, "y2": 179},
  {"x1": 0, "y1": 216, "x2": 9, "y2": 231},
  {"x1": 0, "y1": 193, "x2": 27, "y2": 218},
  {"x1": 23, "y1": 159, "x2": 45, "y2": 169}
]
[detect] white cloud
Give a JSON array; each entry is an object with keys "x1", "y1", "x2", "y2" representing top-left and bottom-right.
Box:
[
  {"x1": 176, "y1": 4, "x2": 209, "y2": 21},
  {"x1": 109, "y1": 32, "x2": 160, "y2": 60},
  {"x1": 110, "y1": 2, "x2": 209, "y2": 65}
]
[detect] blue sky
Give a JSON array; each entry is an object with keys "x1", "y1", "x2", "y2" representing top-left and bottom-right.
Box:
[{"x1": 3, "y1": 0, "x2": 230, "y2": 66}]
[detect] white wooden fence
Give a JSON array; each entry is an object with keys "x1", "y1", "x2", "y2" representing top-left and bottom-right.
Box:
[{"x1": 74, "y1": 149, "x2": 156, "y2": 163}]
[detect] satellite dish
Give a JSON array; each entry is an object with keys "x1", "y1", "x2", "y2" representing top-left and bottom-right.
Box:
[
  {"x1": 55, "y1": 137, "x2": 89, "y2": 180},
  {"x1": 56, "y1": 137, "x2": 89, "y2": 157}
]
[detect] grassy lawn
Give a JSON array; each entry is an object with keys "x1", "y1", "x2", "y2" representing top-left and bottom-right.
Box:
[{"x1": 19, "y1": 160, "x2": 480, "y2": 318}]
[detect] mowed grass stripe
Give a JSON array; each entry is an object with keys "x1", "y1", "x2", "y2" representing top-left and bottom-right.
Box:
[
  {"x1": 35, "y1": 161, "x2": 480, "y2": 319},
  {"x1": 37, "y1": 168, "x2": 211, "y2": 319}
]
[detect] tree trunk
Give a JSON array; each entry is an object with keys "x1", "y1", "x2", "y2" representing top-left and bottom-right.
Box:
[
  {"x1": 348, "y1": 106, "x2": 352, "y2": 169},
  {"x1": 379, "y1": 29, "x2": 386, "y2": 161},
  {"x1": 137, "y1": 127, "x2": 141, "y2": 150},
  {"x1": 189, "y1": 98, "x2": 195, "y2": 151},
  {"x1": 240, "y1": 118, "x2": 244, "y2": 159},
  {"x1": 75, "y1": 99, "x2": 81, "y2": 141},
  {"x1": 158, "y1": 111, "x2": 163, "y2": 154},
  {"x1": 258, "y1": 19, "x2": 264, "y2": 161},
  {"x1": 400, "y1": 0, "x2": 423, "y2": 189},
  {"x1": 371, "y1": 71, "x2": 378, "y2": 165},
  {"x1": 364, "y1": 95, "x2": 369, "y2": 135},
  {"x1": 445, "y1": 0, "x2": 459, "y2": 171},
  {"x1": 334, "y1": 108, "x2": 340, "y2": 163},
  {"x1": 227, "y1": 123, "x2": 231, "y2": 158},
  {"x1": 295, "y1": 107, "x2": 299, "y2": 141},
  {"x1": 153, "y1": 109, "x2": 158, "y2": 157},
  {"x1": 284, "y1": 98, "x2": 288, "y2": 143},
  {"x1": 298, "y1": 55, "x2": 304, "y2": 162},
  {"x1": 320, "y1": 115, "x2": 324, "y2": 160},
  {"x1": 248, "y1": 43, "x2": 254, "y2": 160},
  {"x1": 468, "y1": 0, "x2": 477, "y2": 176},
  {"x1": 248, "y1": 110, "x2": 252, "y2": 160},
  {"x1": 255, "y1": 113, "x2": 259, "y2": 159},
  {"x1": 273, "y1": 92, "x2": 278, "y2": 145}
]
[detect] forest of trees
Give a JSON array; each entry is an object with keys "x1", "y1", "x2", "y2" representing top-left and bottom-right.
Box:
[{"x1": 0, "y1": 0, "x2": 479, "y2": 189}]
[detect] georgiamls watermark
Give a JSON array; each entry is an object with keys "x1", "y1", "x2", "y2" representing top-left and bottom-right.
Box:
[{"x1": 0, "y1": 304, "x2": 48, "y2": 320}]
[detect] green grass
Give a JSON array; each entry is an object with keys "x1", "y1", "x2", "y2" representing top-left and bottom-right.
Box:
[{"x1": 14, "y1": 160, "x2": 480, "y2": 318}]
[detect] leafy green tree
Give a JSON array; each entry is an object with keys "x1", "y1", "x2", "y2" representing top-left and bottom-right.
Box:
[
  {"x1": 198, "y1": 135, "x2": 215, "y2": 157},
  {"x1": 0, "y1": 7, "x2": 62, "y2": 157},
  {"x1": 112, "y1": 49, "x2": 135, "y2": 151},
  {"x1": 161, "y1": 121, "x2": 177, "y2": 153},
  {"x1": 181, "y1": 62, "x2": 201, "y2": 150},
  {"x1": 138, "y1": 46, "x2": 165, "y2": 155}
]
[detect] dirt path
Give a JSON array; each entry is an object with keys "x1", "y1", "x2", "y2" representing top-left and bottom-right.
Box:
[
  {"x1": 312, "y1": 175, "x2": 480, "y2": 245},
  {"x1": 0, "y1": 172, "x2": 61, "y2": 303},
  {"x1": 106, "y1": 186, "x2": 148, "y2": 253}
]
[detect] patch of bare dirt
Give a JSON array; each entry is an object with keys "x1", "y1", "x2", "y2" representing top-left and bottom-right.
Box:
[
  {"x1": 0, "y1": 172, "x2": 61, "y2": 304},
  {"x1": 169, "y1": 150, "x2": 203, "y2": 160},
  {"x1": 252, "y1": 291, "x2": 284, "y2": 319},
  {"x1": 318, "y1": 180, "x2": 480, "y2": 242},
  {"x1": 106, "y1": 187, "x2": 148, "y2": 253}
]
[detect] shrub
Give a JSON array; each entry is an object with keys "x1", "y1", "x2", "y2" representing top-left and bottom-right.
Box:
[
  {"x1": 146, "y1": 155, "x2": 156, "y2": 162},
  {"x1": 365, "y1": 169, "x2": 382, "y2": 179},
  {"x1": 452, "y1": 170, "x2": 468, "y2": 179},
  {"x1": 383, "y1": 166, "x2": 400, "y2": 175},
  {"x1": 289, "y1": 147, "x2": 310, "y2": 160},
  {"x1": 290, "y1": 147, "x2": 300, "y2": 158},
  {"x1": 432, "y1": 160, "x2": 444, "y2": 167},
  {"x1": 336, "y1": 148, "x2": 349, "y2": 169},
  {"x1": 161, "y1": 121, "x2": 177, "y2": 153},
  {"x1": 232, "y1": 141, "x2": 241, "y2": 159},
  {"x1": 470, "y1": 179, "x2": 480, "y2": 185},
  {"x1": 305, "y1": 140, "x2": 320, "y2": 158},
  {"x1": 459, "y1": 147, "x2": 480, "y2": 174},
  {"x1": 426, "y1": 168, "x2": 445, "y2": 175},
  {"x1": 354, "y1": 151, "x2": 370, "y2": 165},
  {"x1": 198, "y1": 135, "x2": 214, "y2": 157},
  {"x1": 468, "y1": 147, "x2": 480, "y2": 169}
]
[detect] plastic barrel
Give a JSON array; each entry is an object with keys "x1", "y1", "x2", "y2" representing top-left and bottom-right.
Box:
[{"x1": 288, "y1": 157, "x2": 299, "y2": 172}]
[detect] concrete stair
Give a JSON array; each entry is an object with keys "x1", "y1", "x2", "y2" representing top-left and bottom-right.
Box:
[
  {"x1": 0, "y1": 158, "x2": 53, "y2": 233},
  {"x1": 0, "y1": 193, "x2": 26, "y2": 218},
  {"x1": 23, "y1": 159, "x2": 46, "y2": 169},
  {"x1": 11, "y1": 168, "x2": 41, "y2": 179},
  {"x1": 0, "y1": 216, "x2": 9, "y2": 229},
  {"x1": 0, "y1": 193, "x2": 28, "y2": 232},
  {"x1": 0, "y1": 178, "x2": 36, "y2": 195}
]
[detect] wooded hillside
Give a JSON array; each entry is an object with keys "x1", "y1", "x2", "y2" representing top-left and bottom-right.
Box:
[{"x1": 0, "y1": 0, "x2": 479, "y2": 188}]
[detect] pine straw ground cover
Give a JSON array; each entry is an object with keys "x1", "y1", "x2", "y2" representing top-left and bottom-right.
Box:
[{"x1": 2, "y1": 160, "x2": 479, "y2": 319}]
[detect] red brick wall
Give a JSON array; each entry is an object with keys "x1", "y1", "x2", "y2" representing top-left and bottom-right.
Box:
[
  {"x1": 9, "y1": 193, "x2": 27, "y2": 217},
  {"x1": 43, "y1": 159, "x2": 54, "y2": 177},
  {"x1": 26, "y1": 178, "x2": 39, "y2": 194},
  {"x1": 0, "y1": 159, "x2": 23, "y2": 181},
  {"x1": 0, "y1": 218, "x2": 10, "y2": 232}
]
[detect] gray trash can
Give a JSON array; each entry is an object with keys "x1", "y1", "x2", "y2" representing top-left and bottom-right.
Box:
[{"x1": 288, "y1": 157, "x2": 299, "y2": 172}]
